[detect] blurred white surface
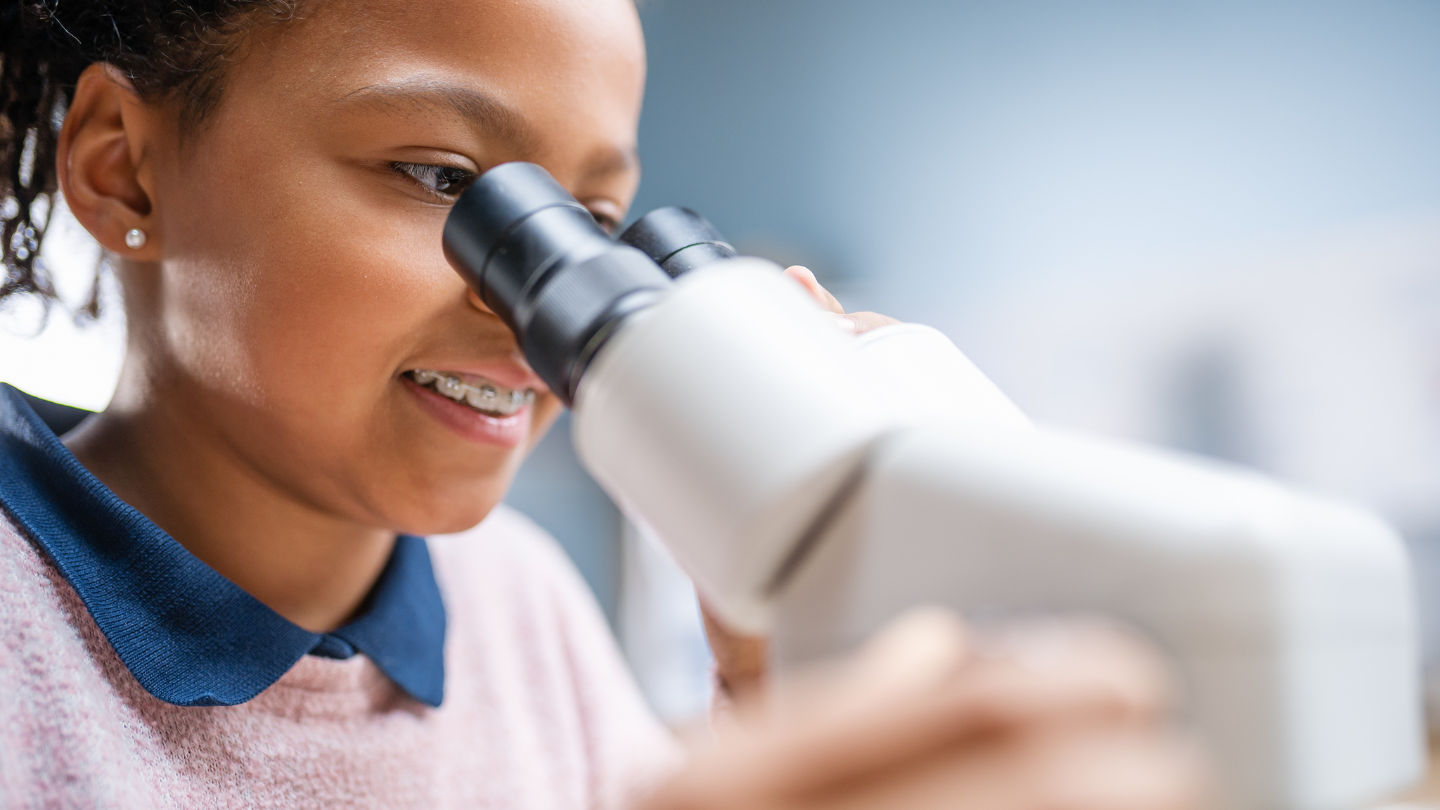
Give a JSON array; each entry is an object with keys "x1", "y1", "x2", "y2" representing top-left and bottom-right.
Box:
[{"x1": 0, "y1": 202, "x2": 122, "y2": 412}]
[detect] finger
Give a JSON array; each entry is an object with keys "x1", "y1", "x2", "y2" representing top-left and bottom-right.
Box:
[
  {"x1": 732, "y1": 608, "x2": 973, "y2": 732},
  {"x1": 826, "y1": 608, "x2": 974, "y2": 707},
  {"x1": 707, "y1": 619, "x2": 1172, "y2": 797},
  {"x1": 700, "y1": 600, "x2": 770, "y2": 700},
  {"x1": 802, "y1": 728, "x2": 1205, "y2": 810},
  {"x1": 647, "y1": 726, "x2": 1203, "y2": 810},
  {"x1": 802, "y1": 616, "x2": 1168, "y2": 739},
  {"x1": 830, "y1": 311, "x2": 899, "y2": 336},
  {"x1": 783, "y1": 265, "x2": 845, "y2": 314},
  {"x1": 974, "y1": 618, "x2": 1173, "y2": 726}
]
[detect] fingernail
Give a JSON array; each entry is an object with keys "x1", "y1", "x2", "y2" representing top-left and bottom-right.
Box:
[{"x1": 832, "y1": 314, "x2": 855, "y2": 333}]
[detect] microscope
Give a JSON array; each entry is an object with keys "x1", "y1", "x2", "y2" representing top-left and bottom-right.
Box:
[{"x1": 443, "y1": 162, "x2": 1423, "y2": 810}]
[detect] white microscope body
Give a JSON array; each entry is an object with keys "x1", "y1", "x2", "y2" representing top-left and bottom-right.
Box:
[
  {"x1": 441, "y1": 163, "x2": 1423, "y2": 810},
  {"x1": 571, "y1": 259, "x2": 1423, "y2": 810}
]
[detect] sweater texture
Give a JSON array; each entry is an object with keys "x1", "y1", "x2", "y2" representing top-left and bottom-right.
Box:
[{"x1": 0, "y1": 504, "x2": 682, "y2": 808}]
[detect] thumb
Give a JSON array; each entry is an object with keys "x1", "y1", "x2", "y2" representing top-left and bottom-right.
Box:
[{"x1": 783, "y1": 265, "x2": 845, "y2": 314}]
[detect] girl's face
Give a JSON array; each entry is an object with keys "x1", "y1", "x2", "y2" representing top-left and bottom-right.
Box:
[{"x1": 122, "y1": 0, "x2": 646, "y2": 534}]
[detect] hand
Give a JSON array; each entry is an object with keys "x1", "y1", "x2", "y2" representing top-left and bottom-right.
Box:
[
  {"x1": 649, "y1": 609, "x2": 1205, "y2": 810},
  {"x1": 701, "y1": 600, "x2": 769, "y2": 702},
  {"x1": 782, "y1": 266, "x2": 898, "y2": 335},
  {"x1": 701, "y1": 267, "x2": 899, "y2": 700}
]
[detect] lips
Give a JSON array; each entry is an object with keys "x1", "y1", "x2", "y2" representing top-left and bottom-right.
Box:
[{"x1": 402, "y1": 369, "x2": 536, "y2": 447}]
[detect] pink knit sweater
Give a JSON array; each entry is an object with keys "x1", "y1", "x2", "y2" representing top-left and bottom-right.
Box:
[{"x1": 0, "y1": 504, "x2": 682, "y2": 809}]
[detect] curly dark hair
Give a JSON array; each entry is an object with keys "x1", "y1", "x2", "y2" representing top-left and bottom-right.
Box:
[{"x1": 0, "y1": 0, "x2": 302, "y2": 317}]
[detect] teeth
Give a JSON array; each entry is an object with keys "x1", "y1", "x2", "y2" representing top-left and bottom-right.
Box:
[{"x1": 408, "y1": 369, "x2": 535, "y2": 416}]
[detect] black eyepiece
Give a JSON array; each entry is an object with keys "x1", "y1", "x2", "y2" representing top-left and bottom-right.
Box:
[
  {"x1": 443, "y1": 162, "x2": 671, "y2": 404},
  {"x1": 619, "y1": 207, "x2": 737, "y2": 278}
]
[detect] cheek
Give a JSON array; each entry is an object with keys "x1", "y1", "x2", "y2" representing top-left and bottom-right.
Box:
[
  {"x1": 151, "y1": 148, "x2": 536, "y2": 531},
  {"x1": 157, "y1": 136, "x2": 457, "y2": 419}
]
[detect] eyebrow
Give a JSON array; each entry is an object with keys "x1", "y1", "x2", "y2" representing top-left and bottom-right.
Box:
[
  {"x1": 586, "y1": 144, "x2": 642, "y2": 181},
  {"x1": 337, "y1": 77, "x2": 640, "y2": 184},
  {"x1": 337, "y1": 78, "x2": 542, "y2": 152}
]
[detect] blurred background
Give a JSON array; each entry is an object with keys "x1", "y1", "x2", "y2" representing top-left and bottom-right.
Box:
[{"x1": 4, "y1": 0, "x2": 1439, "y2": 727}]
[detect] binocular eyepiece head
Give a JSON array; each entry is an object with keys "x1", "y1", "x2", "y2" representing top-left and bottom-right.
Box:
[
  {"x1": 618, "y1": 206, "x2": 737, "y2": 278},
  {"x1": 443, "y1": 162, "x2": 741, "y2": 405},
  {"x1": 443, "y1": 162, "x2": 671, "y2": 405}
]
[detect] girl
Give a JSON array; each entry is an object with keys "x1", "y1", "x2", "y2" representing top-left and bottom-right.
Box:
[{"x1": 0, "y1": 0, "x2": 1198, "y2": 807}]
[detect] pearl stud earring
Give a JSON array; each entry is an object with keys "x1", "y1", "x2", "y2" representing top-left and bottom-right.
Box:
[{"x1": 124, "y1": 228, "x2": 147, "y2": 250}]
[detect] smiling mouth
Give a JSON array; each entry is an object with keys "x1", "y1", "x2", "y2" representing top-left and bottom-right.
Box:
[{"x1": 406, "y1": 369, "x2": 535, "y2": 417}]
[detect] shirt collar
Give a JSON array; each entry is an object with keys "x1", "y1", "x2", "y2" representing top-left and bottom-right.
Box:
[{"x1": 0, "y1": 384, "x2": 446, "y2": 707}]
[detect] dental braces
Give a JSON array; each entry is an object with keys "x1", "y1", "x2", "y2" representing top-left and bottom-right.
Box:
[{"x1": 410, "y1": 369, "x2": 535, "y2": 414}]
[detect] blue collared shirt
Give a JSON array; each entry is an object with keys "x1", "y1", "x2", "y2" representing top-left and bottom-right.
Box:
[{"x1": 0, "y1": 383, "x2": 446, "y2": 707}]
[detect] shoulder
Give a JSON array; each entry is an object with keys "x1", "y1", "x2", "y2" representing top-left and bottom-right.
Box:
[
  {"x1": 0, "y1": 508, "x2": 89, "y2": 640},
  {"x1": 0, "y1": 508, "x2": 157, "y2": 802},
  {"x1": 0, "y1": 509, "x2": 138, "y2": 695}
]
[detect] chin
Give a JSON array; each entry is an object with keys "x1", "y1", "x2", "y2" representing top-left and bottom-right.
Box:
[
  {"x1": 382, "y1": 484, "x2": 509, "y2": 538},
  {"x1": 423, "y1": 510, "x2": 500, "y2": 536},
  {"x1": 365, "y1": 413, "x2": 549, "y2": 536}
]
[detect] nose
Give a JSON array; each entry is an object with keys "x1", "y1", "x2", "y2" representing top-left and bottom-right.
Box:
[{"x1": 466, "y1": 288, "x2": 494, "y2": 315}]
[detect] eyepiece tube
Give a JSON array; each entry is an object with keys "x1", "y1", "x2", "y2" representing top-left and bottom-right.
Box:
[
  {"x1": 443, "y1": 162, "x2": 672, "y2": 404},
  {"x1": 619, "y1": 207, "x2": 738, "y2": 278}
]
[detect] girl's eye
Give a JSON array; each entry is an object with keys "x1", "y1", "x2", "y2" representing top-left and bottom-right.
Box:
[
  {"x1": 392, "y1": 162, "x2": 476, "y2": 197},
  {"x1": 590, "y1": 211, "x2": 620, "y2": 234}
]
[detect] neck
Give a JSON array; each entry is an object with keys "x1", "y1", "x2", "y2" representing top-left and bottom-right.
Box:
[{"x1": 64, "y1": 374, "x2": 395, "y2": 634}]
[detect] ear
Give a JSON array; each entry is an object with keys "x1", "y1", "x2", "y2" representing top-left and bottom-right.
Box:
[{"x1": 56, "y1": 64, "x2": 164, "y2": 260}]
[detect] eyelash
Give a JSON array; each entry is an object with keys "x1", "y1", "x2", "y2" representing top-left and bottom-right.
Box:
[
  {"x1": 390, "y1": 161, "x2": 620, "y2": 232},
  {"x1": 391, "y1": 162, "x2": 476, "y2": 199},
  {"x1": 589, "y1": 210, "x2": 620, "y2": 234}
]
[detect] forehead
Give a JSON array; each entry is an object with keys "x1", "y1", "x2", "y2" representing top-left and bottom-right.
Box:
[{"x1": 236, "y1": 0, "x2": 646, "y2": 165}]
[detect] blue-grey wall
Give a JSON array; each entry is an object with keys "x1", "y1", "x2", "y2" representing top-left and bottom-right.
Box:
[{"x1": 632, "y1": 1, "x2": 1440, "y2": 313}]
